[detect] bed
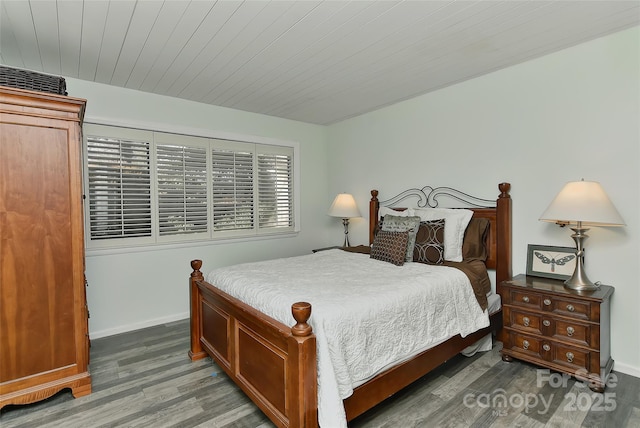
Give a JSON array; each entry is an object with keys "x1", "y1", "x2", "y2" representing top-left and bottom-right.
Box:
[{"x1": 188, "y1": 182, "x2": 512, "y2": 428}]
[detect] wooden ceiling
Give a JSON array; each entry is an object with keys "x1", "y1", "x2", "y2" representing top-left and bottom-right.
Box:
[{"x1": 1, "y1": 1, "x2": 638, "y2": 125}]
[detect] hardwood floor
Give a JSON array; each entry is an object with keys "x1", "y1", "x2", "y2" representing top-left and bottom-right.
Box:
[{"x1": 2, "y1": 320, "x2": 638, "y2": 427}]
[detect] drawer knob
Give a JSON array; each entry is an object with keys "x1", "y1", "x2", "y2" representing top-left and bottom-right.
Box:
[
  {"x1": 543, "y1": 344, "x2": 551, "y2": 351},
  {"x1": 567, "y1": 304, "x2": 575, "y2": 312},
  {"x1": 544, "y1": 298, "x2": 551, "y2": 306},
  {"x1": 522, "y1": 296, "x2": 530, "y2": 303},
  {"x1": 543, "y1": 320, "x2": 551, "y2": 327},
  {"x1": 567, "y1": 326, "x2": 575, "y2": 337},
  {"x1": 522, "y1": 340, "x2": 530, "y2": 350},
  {"x1": 566, "y1": 352, "x2": 574, "y2": 363},
  {"x1": 523, "y1": 317, "x2": 530, "y2": 327}
]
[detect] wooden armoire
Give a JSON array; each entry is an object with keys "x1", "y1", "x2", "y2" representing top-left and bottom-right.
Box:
[{"x1": 0, "y1": 86, "x2": 91, "y2": 407}]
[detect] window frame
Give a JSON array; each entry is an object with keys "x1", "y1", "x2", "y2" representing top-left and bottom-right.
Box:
[{"x1": 82, "y1": 121, "x2": 300, "y2": 252}]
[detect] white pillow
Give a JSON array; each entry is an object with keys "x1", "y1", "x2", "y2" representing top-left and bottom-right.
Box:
[
  {"x1": 378, "y1": 206, "x2": 408, "y2": 217},
  {"x1": 408, "y1": 208, "x2": 473, "y2": 262}
]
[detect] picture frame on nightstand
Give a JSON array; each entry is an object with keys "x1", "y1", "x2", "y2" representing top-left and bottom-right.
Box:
[{"x1": 526, "y1": 244, "x2": 577, "y2": 280}]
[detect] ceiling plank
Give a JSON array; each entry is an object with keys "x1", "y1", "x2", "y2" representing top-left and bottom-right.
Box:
[
  {"x1": 0, "y1": 2, "x2": 25, "y2": 68},
  {"x1": 174, "y1": 0, "x2": 274, "y2": 101},
  {"x1": 94, "y1": 0, "x2": 137, "y2": 84},
  {"x1": 2, "y1": 0, "x2": 41, "y2": 70},
  {"x1": 78, "y1": 0, "x2": 109, "y2": 80},
  {"x1": 57, "y1": 0, "x2": 84, "y2": 77},
  {"x1": 154, "y1": 0, "x2": 245, "y2": 97},
  {"x1": 124, "y1": 0, "x2": 191, "y2": 89},
  {"x1": 138, "y1": 1, "x2": 217, "y2": 93},
  {"x1": 30, "y1": 0, "x2": 61, "y2": 74},
  {"x1": 110, "y1": 0, "x2": 164, "y2": 87}
]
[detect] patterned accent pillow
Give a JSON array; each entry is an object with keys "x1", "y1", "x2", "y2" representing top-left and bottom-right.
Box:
[
  {"x1": 413, "y1": 219, "x2": 446, "y2": 265},
  {"x1": 370, "y1": 230, "x2": 410, "y2": 266},
  {"x1": 380, "y1": 214, "x2": 421, "y2": 262},
  {"x1": 409, "y1": 208, "x2": 473, "y2": 262}
]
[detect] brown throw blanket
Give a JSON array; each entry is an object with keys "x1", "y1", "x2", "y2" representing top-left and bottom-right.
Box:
[{"x1": 443, "y1": 260, "x2": 491, "y2": 312}]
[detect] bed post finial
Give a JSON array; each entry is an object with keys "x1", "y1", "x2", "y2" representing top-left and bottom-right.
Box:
[
  {"x1": 191, "y1": 259, "x2": 203, "y2": 280},
  {"x1": 499, "y1": 182, "x2": 511, "y2": 199},
  {"x1": 291, "y1": 302, "x2": 313, "y2": 337}
]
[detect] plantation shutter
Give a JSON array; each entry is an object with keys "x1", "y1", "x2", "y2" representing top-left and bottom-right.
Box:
[
  {"x1": 84, "y1": 124, "x2": 298, "y2": 249},
  {"x1": 211, "y1": 141, "x2": 254, "y2": 233},
  {"x1": 257, "y1": 146, "x2": 294, "y2": 231},
  {"x1": 85, "y1": 128, "x2": 152, "y2": 241},
  {"x1": 156, "y1": 134, "x2": 208, "y2": 237}
]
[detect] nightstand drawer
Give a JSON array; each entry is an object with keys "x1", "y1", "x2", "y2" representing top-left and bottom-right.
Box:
[
  {"x1": 507, "y1": 332, "x2": 543, "y2": 359},
  {"x1": 553, "y1": 319, "x2": 591, "y2": 347},
  {"x1": 553, "y1": 344, "x2": 590, "y2": 371},
  {"x1": 548, "y1": 296, "x2": 590, "y2": 321},
  {"x1": 510, "y1": 310, "x2": 542, "y2": 335},
  {"x1": 506, "y1": 332, "x2": 591, "y2": 371},
  {"x1": 509, "y1": 290, "x2": 542, "y2": 310},
  {"x1": 508, "y1": 289, "x2": 591, "y2": 321}
]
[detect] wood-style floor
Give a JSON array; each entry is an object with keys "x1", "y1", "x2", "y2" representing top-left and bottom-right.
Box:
[{"x1": 1, "y1": 320, "x2": 638, "y2": 428}]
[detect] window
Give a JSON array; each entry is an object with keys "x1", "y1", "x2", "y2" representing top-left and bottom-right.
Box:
[
  {"x1": 85, "y1": 127, "x2": 153, "y2": 243},
  {"x1": 84, "y1": 124, "x2": 296, "y2": 249},
  {"x1": 155, "y1": 133, "x2": 208, "y2": 240},
  {"x1": 211, "y1": 141, "x2": 254, "y2": 234},
  {"x1": 258, "y1": 146, "x2": 294, "y2": 230}
]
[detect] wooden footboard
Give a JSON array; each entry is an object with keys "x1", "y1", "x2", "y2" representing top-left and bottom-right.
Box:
[{"x1": 189, "y1": 260, "x2": 317, "y2": 428}]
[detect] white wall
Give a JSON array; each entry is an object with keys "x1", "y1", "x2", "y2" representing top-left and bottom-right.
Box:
[
  {"x1": 64, "y1": 78, "x2": 329, "y2": 338},
  {"x1": 326, "y1": 27, "x2": 640, "y2": 377}
]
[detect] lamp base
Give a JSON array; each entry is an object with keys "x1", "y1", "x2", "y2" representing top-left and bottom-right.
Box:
[
  {"x1": 341, "y1": 218, "x2": 350, "y2": 247},
  {"x1": 564, "y1": 276, "x2": 599, "y2": 292},
  {"x1": 563, "y1": 225, "x2": 599, "y2": 292}
]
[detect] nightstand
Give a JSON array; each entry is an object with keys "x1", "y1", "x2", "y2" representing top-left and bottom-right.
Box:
[
  {"x1": 312, "y1": 246, "x2": 341, "y2": 253},
  {"x1": 498, "y1": 274, "x2": 614, "y2": 392}
]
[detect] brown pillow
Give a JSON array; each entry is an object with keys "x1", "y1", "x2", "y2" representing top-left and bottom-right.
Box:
[
  {"x1": 413, "y1": 219, "x2": 445, "y2": 264},
  {"x1": 370, "y1": 230, "x2": 410, "y2": 266},
  {"x1": 462, "y1": 217, "x2": 490, "y2": 261}
]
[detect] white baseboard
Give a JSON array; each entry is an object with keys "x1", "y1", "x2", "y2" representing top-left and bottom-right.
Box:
[
  {"x1": 89, "y1": 312, "x2": 189, "y2": 339},
  {"x1": 614, "y1": 361, "x2": 640, "y2": 379}
]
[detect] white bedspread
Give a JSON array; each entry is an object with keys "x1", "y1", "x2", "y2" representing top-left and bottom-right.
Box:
[{"x1": 205, "y1": 249, "x2": 489, "y2": 428}]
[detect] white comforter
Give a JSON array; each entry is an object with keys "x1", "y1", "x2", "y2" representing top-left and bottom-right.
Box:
[{"x1": 205, "y1": 249, "x2": 489, "y2": 428}]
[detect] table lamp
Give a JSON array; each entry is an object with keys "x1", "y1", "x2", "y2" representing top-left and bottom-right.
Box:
[
  {"x1": 539, "y1": 179, "x2": 625, "y2": 291},
  {"x1": 328, "y1": 193, "x2": 361, "y2": 247}
]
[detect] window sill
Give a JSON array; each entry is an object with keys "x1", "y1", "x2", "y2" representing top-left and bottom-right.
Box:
[{"x1": 85, "y1": 231, "x2": 299, "y2": 257}]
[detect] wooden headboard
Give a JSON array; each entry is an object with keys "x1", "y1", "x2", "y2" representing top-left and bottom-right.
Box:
[{"x1": 369, "y1": 182, "x2": 512, "y2": 286}]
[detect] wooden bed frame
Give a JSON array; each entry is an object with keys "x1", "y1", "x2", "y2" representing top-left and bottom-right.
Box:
[{"x1": 189, "y1": 182, "x2": 512, "y2": 428}]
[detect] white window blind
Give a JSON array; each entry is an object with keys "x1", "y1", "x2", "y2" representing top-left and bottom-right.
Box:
[
  {"x1": 156, "y1": 142, "x2": 208, "y2": 236},
  {"x1": 86, "y1": 132, "x2": 152, "y2": 241},
  {"x1": 211, "y1": 142, "x2": 254, "y2": 233},
  {"x1": 258, "y1": 146, "x2": 294, "y2": 231},
  {"x1": 83, "y1": 124, "x2": 298, "y2": 249}
]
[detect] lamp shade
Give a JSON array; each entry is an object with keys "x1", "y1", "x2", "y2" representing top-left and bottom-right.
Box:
[
  {"x1": 328, "y1": 193, "x2": 361, "y2": 218},
  {"x1": 539, "y1": 180, "x2": 625, "y2": 226}
]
